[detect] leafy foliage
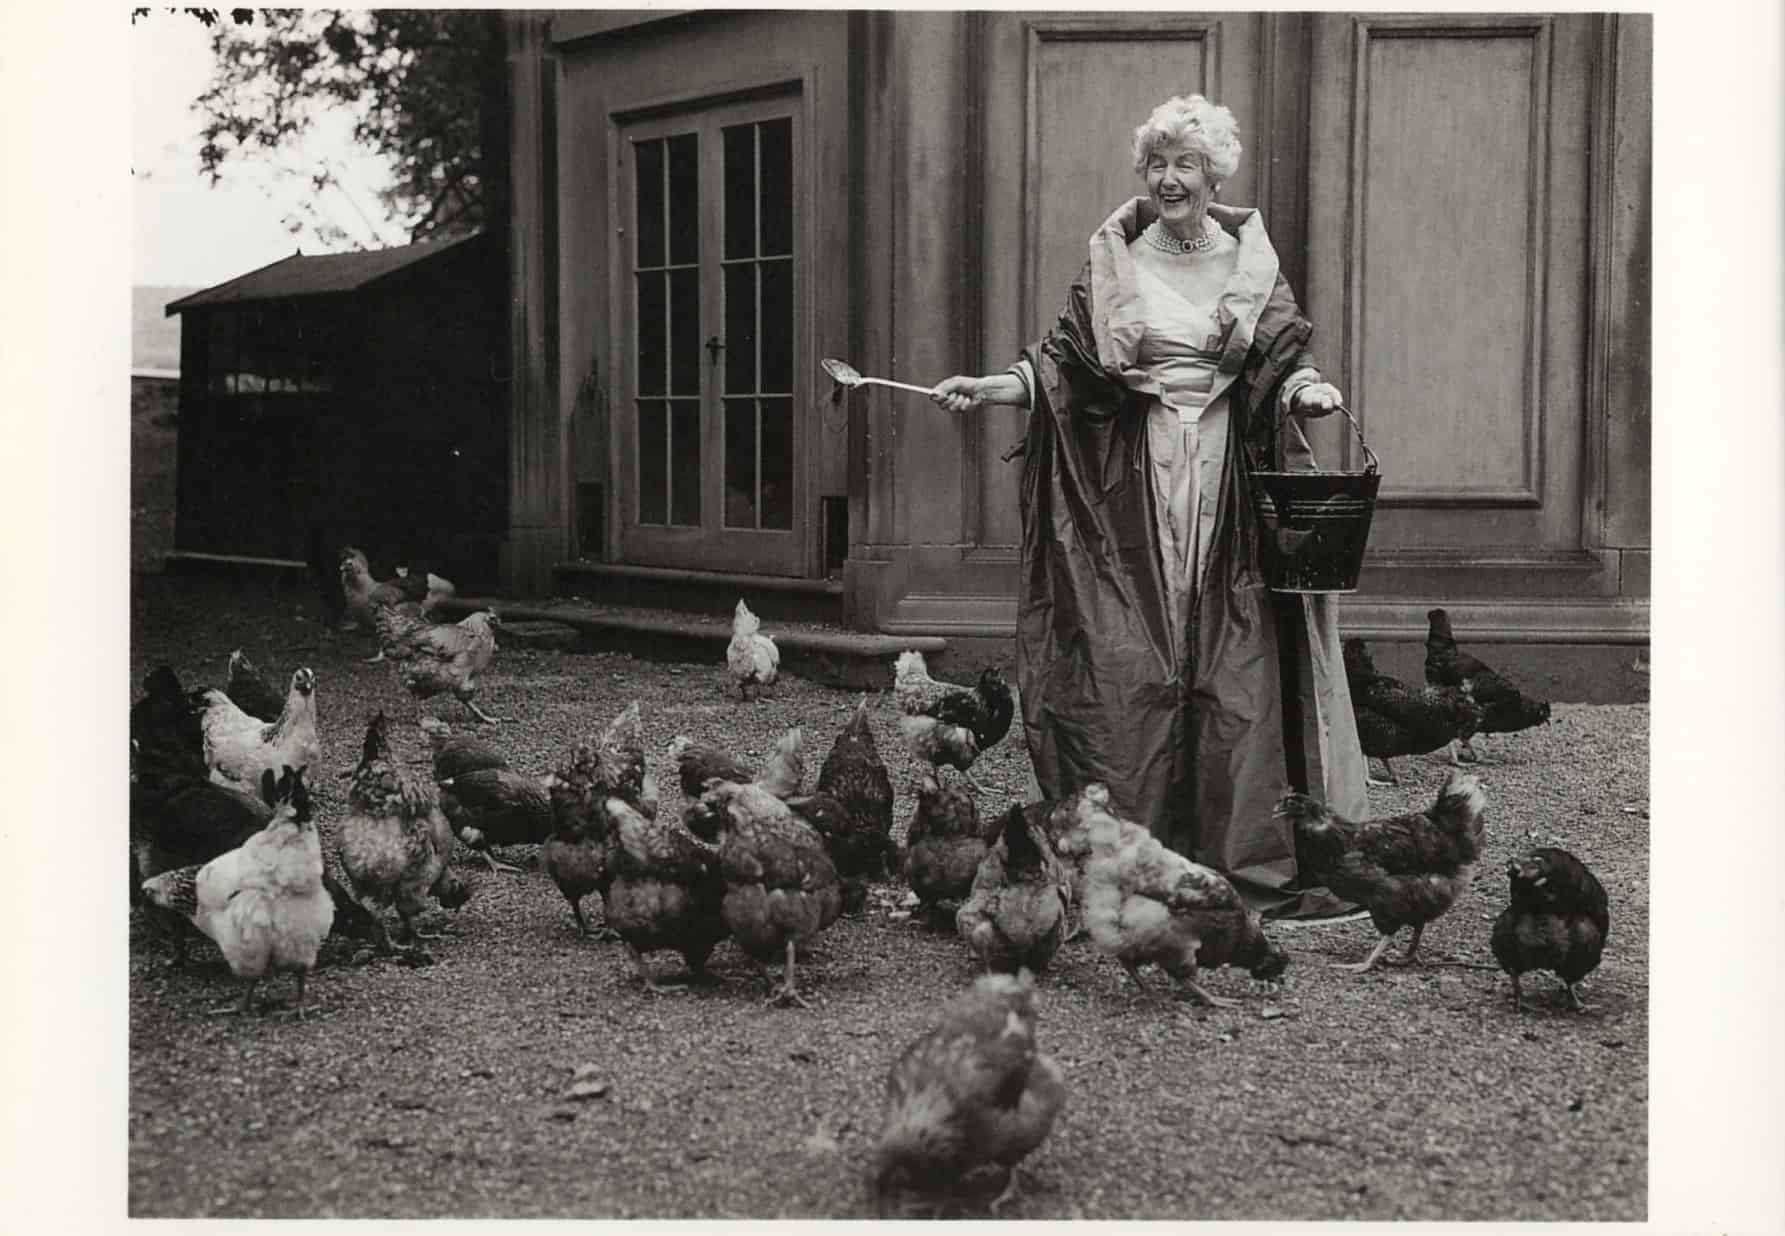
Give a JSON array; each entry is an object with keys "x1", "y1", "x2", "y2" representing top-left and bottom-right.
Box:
[{"x1": 182, "y1": 9, "x2": 503, "y2": 245}]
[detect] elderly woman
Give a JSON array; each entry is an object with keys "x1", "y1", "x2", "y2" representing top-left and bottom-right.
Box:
[{"x1": 932, "y1": 94, "x2": 1367, "y2": 919}]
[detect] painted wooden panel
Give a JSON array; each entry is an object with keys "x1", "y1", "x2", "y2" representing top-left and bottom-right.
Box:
[
  {"x1": 1304, "y1": 15, "x2": 1599, "y2": 571},
  {"x1": 1353, "y1": 32, "x2": 1540, "y2": 502}
]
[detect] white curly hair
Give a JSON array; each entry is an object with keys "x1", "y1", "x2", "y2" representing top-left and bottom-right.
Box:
[{"x1": 1131, "y1": 94, "x2": 1243, "y2": 182}]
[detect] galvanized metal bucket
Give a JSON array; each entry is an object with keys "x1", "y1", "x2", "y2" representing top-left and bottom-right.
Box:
[{"x1": 1249, "y1": 404, "x2": 1381, "y2": 594}]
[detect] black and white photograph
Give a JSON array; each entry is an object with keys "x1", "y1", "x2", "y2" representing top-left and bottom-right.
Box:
[{"x1": 3, "y1": 1, "x2": 1781, "y2": 1228}]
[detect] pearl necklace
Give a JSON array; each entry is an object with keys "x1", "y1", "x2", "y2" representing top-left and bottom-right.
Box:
[{"x1": 1143, "y1": 217, "x2": 1217, "y2": 255}]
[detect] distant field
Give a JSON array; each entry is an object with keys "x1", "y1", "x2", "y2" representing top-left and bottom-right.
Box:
[
  {"x1": 132, "y1": 377, "x2": 179, "y2": 572},
  {"x1": 133, "y1": 286, "x2": 197, "y2": 371}
]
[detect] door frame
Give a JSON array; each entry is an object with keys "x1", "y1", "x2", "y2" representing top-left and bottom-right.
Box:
[{"x1": 605, "y1": 76, "x2": 814, "y2": 577}]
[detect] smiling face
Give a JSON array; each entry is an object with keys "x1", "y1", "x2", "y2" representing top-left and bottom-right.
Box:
[{"x1": 1144, "y1": 139, "x2": 1214, "y2": 235}]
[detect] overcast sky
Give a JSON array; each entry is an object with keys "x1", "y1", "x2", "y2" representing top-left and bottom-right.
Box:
[{"x1": 132, "y1": 14, "x2": 406, "y2": 288}]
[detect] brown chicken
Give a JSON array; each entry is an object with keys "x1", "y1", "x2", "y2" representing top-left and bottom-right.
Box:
[
  {"x1": 683, "y1": 778, "x2": 843, "y2": 1007},
  {"x1": 955, "y1": 803, "x2": 1073, "y2": 975},
  {"x1": 1275, "y1": 769, "x2": 1488, "y2": 973},
  {"x1": 874, "y1": 969, "x2": 1066, "y2": 1216},
  {"x1": 813, "y1": 694, "x2": 898, "y2": 910},
  {"x1": 601, "y1": 790, "x2": 729, "y2": 992},
  {"x1": 438, "y1": 767, "x2": 551, "y2": 875},
  {"x1": 377, "y1": 606, "x2": 506, "y2": 724},
  {"x1": 1054, "y1": 784, "x2": 1287, "y2": 1006},
  {"x1": 337, "y1": 711, "x2": 472, "y2": 949},
  {"x1": 904, "y1": 774, "x2": 1000, "y2": 918},
  {"x1": 418, "y1": 716, "x2": 509, "y2": 781}
]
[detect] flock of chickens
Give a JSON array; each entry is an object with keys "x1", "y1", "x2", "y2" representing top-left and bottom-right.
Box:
[{"x1": 128, "y1": 552, "x2": 1610, "y2": 1215}]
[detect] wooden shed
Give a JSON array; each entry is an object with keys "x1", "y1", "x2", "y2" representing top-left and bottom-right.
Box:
[
  {"x1": 498, "y1": 10, "x2": 1650, "y2": 677},
  {"x1": 165, "y1": 231, "x2": 507, "y2": 590}
]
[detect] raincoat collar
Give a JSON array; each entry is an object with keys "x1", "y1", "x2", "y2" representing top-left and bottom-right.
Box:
[{"x1": 1088, "y1": 197, "x2": 1283, "y2": 387}]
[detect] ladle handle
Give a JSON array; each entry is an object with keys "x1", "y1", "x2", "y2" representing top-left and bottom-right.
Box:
[{"x1": 856, "y1": 376, "x2": 940, "y2": 397}]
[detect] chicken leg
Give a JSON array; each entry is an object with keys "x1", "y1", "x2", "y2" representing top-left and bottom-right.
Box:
[
  {"x1": 1333, "y1": 931, "x2": 1400, "y2": 973},
  {"x1": 987, "y1": 1164, "x2": 1025, "y2": 1215},
  {"x1": 462, "y1": 697, "x2": 508, "y2": 725},
  {"x1": 765, "y1": 939, "x2": 812, "y2": 1008},
  {"x1": 1382, "y1": 923, "x2": 1425, "y2": 966},
  {"x1": 1177, "y1": 972, "x2": 1241, "y2": 1010},
  {"x1": 1366, "y1": 757, "x2": 1401, "y2": 787},
  {"x1": 208, "y1": 979, "x2": 260, "y2": 1016},
  {"x1": 1565, "y1": 981, "x2": 1594, "y2": 1013},
  {"x1": 626, "y1": 944, "x2": 688, "y2": 994},
  {"x1": 474, "y1": 849, "x2": 526, "y2": 876}
]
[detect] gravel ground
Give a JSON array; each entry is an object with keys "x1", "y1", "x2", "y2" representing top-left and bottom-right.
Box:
[{"x1": 127, "y1": 572, "x2": 1649, "y2": 1220}]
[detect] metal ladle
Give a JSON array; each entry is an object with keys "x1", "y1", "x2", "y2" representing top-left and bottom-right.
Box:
[{"x1": 821, "y1": 357, "x2": 937, "y2": 399}]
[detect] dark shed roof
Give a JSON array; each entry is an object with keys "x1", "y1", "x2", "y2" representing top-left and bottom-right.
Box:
[{"x1": 165, "y1": 232, "x2": 482, "y2": 316}]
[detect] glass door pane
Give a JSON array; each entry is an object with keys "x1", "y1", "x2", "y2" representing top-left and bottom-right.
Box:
[
  {"x1": 719, "y1": 116, "x2": 795, "y2": 531},
  {"x1": 633, "y1": 131, "x2": 702, "y2": 527}
]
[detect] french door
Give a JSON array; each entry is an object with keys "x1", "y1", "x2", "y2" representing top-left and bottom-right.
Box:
[{"x1": 615, "y1": 94, "x2": 805, "y2": 574}]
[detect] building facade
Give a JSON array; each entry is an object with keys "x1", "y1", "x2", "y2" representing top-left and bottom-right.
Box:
[{"x1": 501, "y1": 10, "x2": 1651, "y2": 662}]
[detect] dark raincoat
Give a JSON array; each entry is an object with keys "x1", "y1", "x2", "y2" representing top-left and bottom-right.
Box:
[{"x1": 1014, "y1": 198, "x2": 1368, "y2": 919}]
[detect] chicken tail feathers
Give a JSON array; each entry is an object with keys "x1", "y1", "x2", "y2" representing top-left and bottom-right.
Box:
[{"x1": 1000, "y1": 804, "x2": 1044, "y2": 874}]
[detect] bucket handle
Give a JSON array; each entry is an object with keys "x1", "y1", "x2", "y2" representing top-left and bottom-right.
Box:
[{"x1": 1279, "y1": 401, "x2": 1379, "y2": 474}]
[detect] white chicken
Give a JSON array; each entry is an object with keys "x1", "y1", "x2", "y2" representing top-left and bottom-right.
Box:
[
  {"x1": 139, "y1": 766, "x2": 336, "y2": 1015},
  {"x1": 726, "y1": 598, "x2": 779, "y2": 701},
  {"x1": 198, "y1": 667, "x2": 322, "y2": 791}
]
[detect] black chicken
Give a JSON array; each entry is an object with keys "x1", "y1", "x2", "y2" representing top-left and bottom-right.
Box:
[
  {"x1": 438, "y1": 768, "x2": 552, "y2": 875},
  {"x1": 224, "y1": 650, "x2": 287, "y2": 723},
  {"x1": 130, "y1": 665, "x2": 206, "y2": 774},
  {"x1": 1424, "y1": 608, "x2": 1552, "y2": 762},
  {"x1": 1491, "y1": 846, "x2": 1610, "y2": 1012},
  {"x1": 893, "y1": 652, "x2": 1016, "y2": 791},
  {"x1": 1343, "y1": 637, "x2": 1484, "y2": 785}
]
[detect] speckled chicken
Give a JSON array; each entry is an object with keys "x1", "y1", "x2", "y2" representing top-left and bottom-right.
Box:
[
  {"x1": 340, "y1": 545, "x2": 456, "y2": 661},
  {"x1": 1275, "y1": 769, "x2": 1488, "y2": 973},
  {"x1": 892, "y1": 651, "x2": 1015, "y2": 790},
  {"x1": 1343, "y1": 637, "x2": 1484, "y2": 785},
  {"x1": 1424, "y1": 607, "x2": 1552, "y2": 762},
  {"x1": 904, "y1": 774, "x2": 1000, "y2": 916},
  {"x1": 139, "y1": 767, "x2": 336, "y2": 1015},
  {"x1": 956, "y1": 803, "x2": 1073, "y2": 974},
  {"x1": 1491, "y1": 846, "x2": 1610, "y2": 1012},
  {"x1": 541, "y1": 702, "x2": 654, "y2": 938},
  {"x1": 726, "y1": 598, "x2": 779, "y2": 700},
  {"x1": 337, "y1": 710, "x2": 471, "y2": 947},
  {"x1": 812, "y1": 694, "x2": 897, "y2": 910},
  {"x1": 377, "y1": 607, "x2": 506, "y2": 724},
  {"x1": 873, "y1": 970, "x2": 1066, "y2": 1216},
  {"x1": 1054, "y1": 784, "x2": 1287, "y2": 1006},
  {"x1": 197, "y1": 667, "x2": 322, "y2": 791},
  {"x1": 542, "y1": 738, "x2": 616, "y2": 938},
  {"x1": 683, "y1": 778, "x2": 842, "y2": 1007}
]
